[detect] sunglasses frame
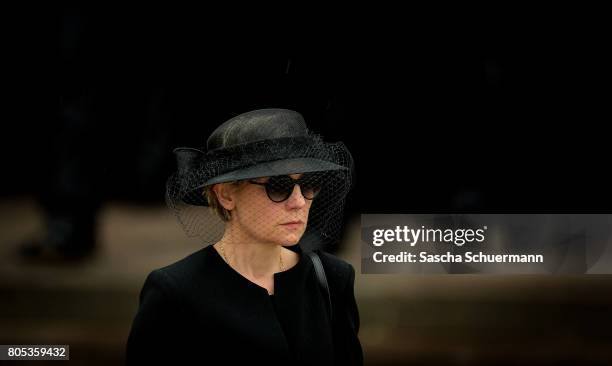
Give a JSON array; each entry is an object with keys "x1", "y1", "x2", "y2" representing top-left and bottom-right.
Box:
[{"x1": 247, "y1": 173, "x2": 324, "y2": 203}]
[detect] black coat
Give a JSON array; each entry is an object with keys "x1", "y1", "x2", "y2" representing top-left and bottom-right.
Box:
[{"x1": 125, "y1": 244, "x2": 364, "y2": 365}]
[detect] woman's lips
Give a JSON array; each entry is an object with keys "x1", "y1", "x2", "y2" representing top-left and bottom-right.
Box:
[{"x1": 280, "y1": 221, "x2": 304, "y2": 229}]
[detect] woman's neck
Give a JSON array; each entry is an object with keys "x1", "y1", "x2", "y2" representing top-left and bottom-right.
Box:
[{"x1": 216, "y1": 226, "x2": 283, "y2": 280}]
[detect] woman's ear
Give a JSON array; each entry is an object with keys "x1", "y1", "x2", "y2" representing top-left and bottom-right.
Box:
[{"x1": 213, "y1": 183, "x2": 236, "y2": 211}]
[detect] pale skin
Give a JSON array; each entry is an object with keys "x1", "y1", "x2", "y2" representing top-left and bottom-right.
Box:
[{"x1": 211, "y1": 173, "x2": 312, "y2": 295}]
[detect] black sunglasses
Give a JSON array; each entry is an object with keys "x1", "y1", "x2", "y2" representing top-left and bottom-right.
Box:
[{"x1": 248, "y1": 173, "x2": 324, "y2": 203}]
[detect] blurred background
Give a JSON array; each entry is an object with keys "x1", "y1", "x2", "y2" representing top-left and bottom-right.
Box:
[{"x1": 1, "y1": 5, "x2": 611, "y2": 365}]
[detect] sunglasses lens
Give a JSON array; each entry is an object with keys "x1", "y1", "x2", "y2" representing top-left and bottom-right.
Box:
[
  {"x1": 265, "y1": 176, "x2": 294, "y2": 202},
  {"x1": 300, "y1": 174, "x2": 323, "y2": 200}
]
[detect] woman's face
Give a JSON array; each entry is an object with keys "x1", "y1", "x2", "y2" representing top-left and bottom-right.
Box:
[{"x1": 231, "y1": 173, "x2": 313, "y2": 246}]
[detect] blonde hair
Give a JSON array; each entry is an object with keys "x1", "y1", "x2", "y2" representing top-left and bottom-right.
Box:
[{"x1": 203, "y1": 181, "x2": 246, "y2": 222}]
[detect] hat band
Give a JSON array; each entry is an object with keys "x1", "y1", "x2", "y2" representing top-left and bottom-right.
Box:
[{"x1": 206, "y1": 135, "x2": 327, "y2": 165}]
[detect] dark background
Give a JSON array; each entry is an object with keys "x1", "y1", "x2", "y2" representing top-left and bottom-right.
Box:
[{"x1": 4, "y1": 6, "x2": 610, "y2": 215}]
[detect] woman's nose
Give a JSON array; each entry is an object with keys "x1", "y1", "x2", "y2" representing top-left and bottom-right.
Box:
[{"x1": 285, "y1": 184, "x2": 306, "y2": 208}]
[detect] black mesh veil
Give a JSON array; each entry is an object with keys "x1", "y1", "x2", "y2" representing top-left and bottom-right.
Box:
[{"x1": 165, "y1": 131, "x2": 354, "y2": 252}]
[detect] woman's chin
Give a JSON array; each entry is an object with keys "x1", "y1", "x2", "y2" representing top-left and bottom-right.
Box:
[{"x1": 276, "y1": 233, "x2": 302, "y2": 246}]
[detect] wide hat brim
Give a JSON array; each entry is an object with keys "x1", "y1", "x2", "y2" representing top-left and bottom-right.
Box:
[{"x1": 182, "y1": 157, "x2": 347, "y2": 206}]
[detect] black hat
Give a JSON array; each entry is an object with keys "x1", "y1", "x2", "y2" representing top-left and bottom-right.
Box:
[{"x1": 172, "y1": 109, "x2": 348, "y2": 206}]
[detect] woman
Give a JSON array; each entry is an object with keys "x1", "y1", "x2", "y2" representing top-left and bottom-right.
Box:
[{"x1": 126, "y1": 109, "x2": 363, "y2": 365}]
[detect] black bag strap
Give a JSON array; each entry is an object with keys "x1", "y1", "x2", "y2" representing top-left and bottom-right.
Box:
[{"x1": 306, "y1": 250, "x2": 332, "y2": 322}]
